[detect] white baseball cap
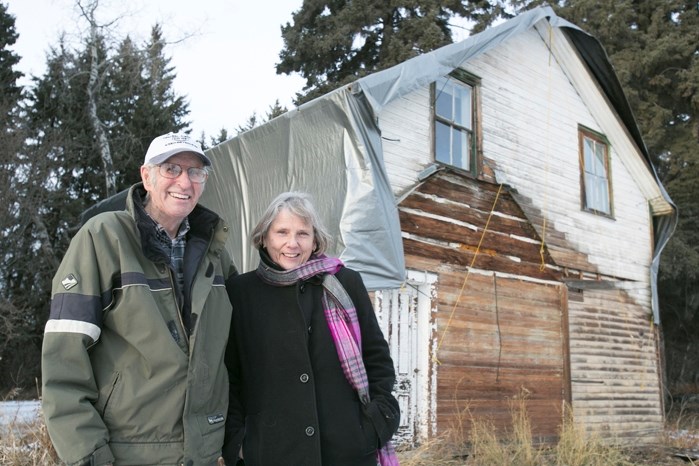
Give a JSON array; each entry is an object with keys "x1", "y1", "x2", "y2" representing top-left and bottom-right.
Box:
[{"x1": 144, "y1": 132, "x2": 211, "y2": 167}]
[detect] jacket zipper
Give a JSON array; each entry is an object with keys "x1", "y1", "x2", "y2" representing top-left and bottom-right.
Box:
[{"x1": 167, "y1": 266, "x2": 189, "y2": 347}]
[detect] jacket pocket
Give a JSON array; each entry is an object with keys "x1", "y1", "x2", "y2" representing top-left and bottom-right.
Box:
[
  {"x1": 359, "y1": 402, "x2": 380, "y2": 454},
  {"x1": 94, "y1": 371, "x2": 121, "y2": 419},
  {"x1": 196, "y1": 411, "x2": 227, "y2": 458}
]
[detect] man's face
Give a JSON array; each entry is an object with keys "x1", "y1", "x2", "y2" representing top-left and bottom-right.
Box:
[{"x1": 140, "y1": 151, "x2": 206, "y2": 227}]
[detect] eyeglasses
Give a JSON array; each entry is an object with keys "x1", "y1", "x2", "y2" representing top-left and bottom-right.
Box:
[{"x1": 157, "y1": 162, "x2": 208, "y2": 183}]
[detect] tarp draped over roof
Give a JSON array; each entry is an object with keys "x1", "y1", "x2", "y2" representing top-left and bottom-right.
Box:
[{"x1": 199, "y1": 6, "x2": 675, "y2": 319}]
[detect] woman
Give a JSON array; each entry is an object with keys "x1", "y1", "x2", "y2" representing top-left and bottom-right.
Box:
[{"x1": 223, "y1": 192, "x2": 400, "y2": 466}]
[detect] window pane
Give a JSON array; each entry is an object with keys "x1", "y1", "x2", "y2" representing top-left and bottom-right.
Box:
[
  {"x1": 594, "y1": 142, "x2": 606, "y2": 174},
  {"x1": 454, "y1": 85, "x2": 472, "y2": 129},
  {"x1": 435, "y1": 79, "x2": 453, "y2": 120},
  {"x1": 585, "y1": 172, "x2": 596, "y2": 209},
  {"x1": 583, "y1": 138, "x2": 594, "y2": 172},
  {"x1": 434, "y1": 76, "x2": 475, "y2": 171},
  {"x1": 452, "y1": 128, "x2": 470, "y2": 170},
  {"x1": 582, "y1": 133, "x2": 611, "y2": 214},
  {"x1": 594, "y1": 177, "x2": 610, "y2": 214},
  {"x1": 435, "y1": 121, "x2": 451, "y2": 164},
  {"x1": 596, "y1": 172, "x2": 610, "y2": 214}
]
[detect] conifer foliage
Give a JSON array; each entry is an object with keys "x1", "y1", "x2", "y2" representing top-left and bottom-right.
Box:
[
  {"x1": 0, "y1": 0, "x2": 191, "y2": 396},
  {"x1": 277, "y1": 0, "x2": 469, "y2": 103}
]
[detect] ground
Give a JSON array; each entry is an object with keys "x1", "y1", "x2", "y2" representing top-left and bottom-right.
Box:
[{"x1": 626, "y1": 445, "x2": 699, "y2": 465}]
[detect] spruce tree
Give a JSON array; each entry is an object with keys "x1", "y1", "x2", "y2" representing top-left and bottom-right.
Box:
[
  {"x1": 277, "y1": 0, "x2": 469, "y2": 103},
  {"x1": 0, "y1": 1, "x2": 21, "y2": 119},
  {"x1": 0, "y1": 1, "x2": 50, "y2": 395},
  {"x1": 2, "y1": 3, "x2": 194, "y2": 395}
]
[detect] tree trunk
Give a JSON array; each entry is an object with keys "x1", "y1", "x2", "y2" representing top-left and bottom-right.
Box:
[{"x1": 85, "y1": 2, "x2": 116, "y2": 197}]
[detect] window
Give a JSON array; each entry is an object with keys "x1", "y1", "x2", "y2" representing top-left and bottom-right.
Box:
[
  {"x1": 433, "y1": 71, "x2": 479, "y2": 172},
  {"x1": 579, "y1": 127, "x2": 612, "y2": 216}
]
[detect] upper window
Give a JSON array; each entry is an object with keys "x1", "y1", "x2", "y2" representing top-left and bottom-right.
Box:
[
  {"x1": 433, "y1": 71, "x2": 479, "y2": 173},
  {"x1": 579, "y1": 127, "x2": 612, "y2": 216}
]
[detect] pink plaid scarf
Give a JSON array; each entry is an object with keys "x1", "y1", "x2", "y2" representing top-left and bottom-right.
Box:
[{"x1": 257, "y1": 254, "x2": 399, "y2": 466}]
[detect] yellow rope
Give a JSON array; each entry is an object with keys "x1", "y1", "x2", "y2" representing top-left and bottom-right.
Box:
[{"x1": 433, "y1": 183, "x2": 504, "y2": 365}]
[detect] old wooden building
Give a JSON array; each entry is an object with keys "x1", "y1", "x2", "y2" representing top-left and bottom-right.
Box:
[{"x1": 201, "y1": 5, "x2": 676, "y2": 448}]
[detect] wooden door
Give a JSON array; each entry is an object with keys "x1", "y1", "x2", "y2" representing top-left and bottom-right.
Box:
[{"x1": 374, "y1": 270, "x2": 437, "y2": 446}]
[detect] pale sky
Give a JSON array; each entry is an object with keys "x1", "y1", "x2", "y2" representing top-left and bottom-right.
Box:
[{"x1": 6, "y1": 0, "x2": 306, "y2": 138}]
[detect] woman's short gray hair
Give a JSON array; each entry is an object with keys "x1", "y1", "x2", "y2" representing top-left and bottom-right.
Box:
[{"x1": 251, "y1": 191, "x2": 331, "y2": 255}]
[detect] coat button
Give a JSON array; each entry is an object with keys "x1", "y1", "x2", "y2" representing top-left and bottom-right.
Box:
[
  {"x1": 300, "y1": 373, "x2": 309, "y2": 383},
  {"x1": 305, "y1": 426, "x2": 315, "y2": 436}
]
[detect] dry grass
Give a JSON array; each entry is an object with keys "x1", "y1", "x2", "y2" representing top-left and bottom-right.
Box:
[
  {"x1": 1, "y1": 382, "x2": 59, "y2": 466},
  {"x1": 661, "y1": 393, "x2": 699, "y2": 464},
  {"x1": 553, "y1": 406, "x2": 632, "y2": 466},
  {"x1": 0, "y1": 408, "x2": 59, "y2": 466},
  {"x1": 3, "y1": 389, "x2": 699, "y2": 465},
  {"x1": 398, "y1": 390, "x2": 644, "y2": 466}
]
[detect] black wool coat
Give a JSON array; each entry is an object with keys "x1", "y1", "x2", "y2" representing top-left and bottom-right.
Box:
[{"x1": 223, "y1": 264, "x2": 400, "y2": 466}]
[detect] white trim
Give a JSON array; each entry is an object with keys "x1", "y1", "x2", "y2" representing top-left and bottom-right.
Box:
[
  {"x1": 44, "y1": 319, "x2": 101, "y2": 341},
  {"x1": 406, "y1": 269, "x2": 438, "y2": 442}
]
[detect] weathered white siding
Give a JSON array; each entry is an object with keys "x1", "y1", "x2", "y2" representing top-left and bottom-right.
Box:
[
  {"x1": 379, "y1": 27, "x2": 654, "y2": 300},
  {"x1": 380, "y1": 86, "x2": 432, "y2": 198}
]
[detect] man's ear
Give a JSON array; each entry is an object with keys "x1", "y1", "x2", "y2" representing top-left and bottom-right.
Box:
[{"x1": 140, "y1": 165, "x2": 152, "y2": 188}]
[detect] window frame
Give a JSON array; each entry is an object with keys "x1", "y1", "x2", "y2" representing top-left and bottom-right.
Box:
[
  {"x1": 432, "y1": 69, "x2": 481, "y2": 176},
  {"x1": 578, "y1": 126, "x2": 614, "y2": 218}
]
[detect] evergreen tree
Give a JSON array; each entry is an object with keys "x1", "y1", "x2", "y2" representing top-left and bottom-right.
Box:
[
  {"x1": 266, "y1": 99, "x2": 288, "y2": 121},
  {"x1": 0, "y1": 1, "x2": 40, "y2": 396},
  {"x1": 0, "y1": 1, "x2": 21, "y2": 119},
  {"x1": 106, "y1": 25, "x2": 190, "y2": 189},
  {"x1": 277, "y1": 0, "x2": 469, "y2": 103},
  {"x1": 236, "y1": 112, "x2": 260, "y2": 134},
  {"x1": 141, "y1": 25, "x2": 190, "y2": 136},
  {"x1": 235, "y1": 99, "x2": 289, "y2": 135},
  {"x1": 106, "y1": 35, "x2": 149, "y2": 188},
  {"x1": 0, "y1": 2, "x2": 194, "y2": 395}
]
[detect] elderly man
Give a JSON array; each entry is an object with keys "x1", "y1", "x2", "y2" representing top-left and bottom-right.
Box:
[{"x1": 41, "y1": 132, "x2": 237, "y2": 466}]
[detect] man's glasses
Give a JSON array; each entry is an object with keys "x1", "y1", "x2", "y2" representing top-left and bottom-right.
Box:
[{"x1": 157, "y1": 162, "x2": 208, "y2": 183}]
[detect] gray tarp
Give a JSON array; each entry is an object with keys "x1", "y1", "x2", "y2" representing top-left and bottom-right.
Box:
[
  {"x1": 201, "y1": 90, "x2": 405, "y2": 290},
  {"x1": 199, "y1": 6, "x2": 676, "y2": 318}
]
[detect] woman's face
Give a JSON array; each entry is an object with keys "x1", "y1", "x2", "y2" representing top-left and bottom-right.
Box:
[{"x1": 263, "y1": 208, "x2": 316, "y2": 270}]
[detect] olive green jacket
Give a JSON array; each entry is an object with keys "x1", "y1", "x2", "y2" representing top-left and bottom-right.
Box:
[{"x1": 42, "y1": 184, "x2": 236, "y2": 466}]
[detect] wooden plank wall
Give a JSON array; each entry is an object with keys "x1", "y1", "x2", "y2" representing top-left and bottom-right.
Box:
[
  {"x1": 400, "y1": 170, "x2": 568, "y2": 443},
  {"x1": 567, "y1": 287, "x2": 663, "y2": 443},
  {"x1": 434, "y1": 272, "x2": 567, "y2": 443}
]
